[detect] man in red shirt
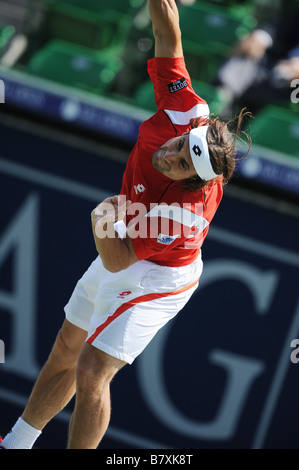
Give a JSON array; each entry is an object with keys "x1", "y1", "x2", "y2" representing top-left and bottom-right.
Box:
[
  {"x1": 117, "y1": 55, "x2": 222, "y2": 267},
  {"x1": 0, "y1": 0, "x2": 250, "y2": 450}
]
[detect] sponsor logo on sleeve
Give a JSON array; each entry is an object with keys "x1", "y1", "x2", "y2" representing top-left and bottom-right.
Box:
[{"x1": 168, "y1": 77, "x2": 188, "y2": 93}]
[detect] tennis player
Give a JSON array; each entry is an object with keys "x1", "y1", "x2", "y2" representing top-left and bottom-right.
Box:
[{"x1": 0, "y1": 0, "x2": 250, "y2": 449}]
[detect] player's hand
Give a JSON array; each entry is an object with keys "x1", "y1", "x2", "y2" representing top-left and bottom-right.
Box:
[
  {"x1": 93, "y1": 195, "x2": 131, "y2": 220},
  {"x1": 91, "y1": 195, "x2": 131, "y2": 238}
]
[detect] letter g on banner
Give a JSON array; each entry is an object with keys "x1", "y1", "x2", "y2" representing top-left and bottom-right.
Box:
[{"x1": 137, "y1": 259, "x2": 279, "y2": 441}]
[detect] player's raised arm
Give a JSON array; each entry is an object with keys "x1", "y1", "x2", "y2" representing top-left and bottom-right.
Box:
[{"x1": 148, "y1": 0, "x2": 183, "y2": 58}]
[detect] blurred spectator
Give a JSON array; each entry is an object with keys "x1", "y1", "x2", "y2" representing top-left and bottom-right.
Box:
[
  {"x1": 0, "y1": 0, "x2": 47, "y2": 66},
  {"x1": 213, "y1": 0, "x2": 299, "y2": 116}
]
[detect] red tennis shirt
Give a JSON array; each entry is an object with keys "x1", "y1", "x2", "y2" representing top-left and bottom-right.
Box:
[{"x1": 120, "y1": 56, "x2": 223, "y2": 267}]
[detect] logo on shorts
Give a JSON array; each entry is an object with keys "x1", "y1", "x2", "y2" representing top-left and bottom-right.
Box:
[
  {"x1": 157, "y1": 233, "x2": 179, "y2": 245},
  {"x1": 168, "y1": 77, "x2": 188, "y2": 93},
  {"x1": 117, "y1": 291, "x2": 132, "y2": 299}
]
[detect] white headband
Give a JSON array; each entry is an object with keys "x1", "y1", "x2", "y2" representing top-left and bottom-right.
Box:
[{"x1": 189, "y1": 126, "x2": 221, "y2": 181}]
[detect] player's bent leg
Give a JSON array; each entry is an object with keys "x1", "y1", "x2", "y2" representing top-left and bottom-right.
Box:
[
  {"x1": 22, "y1": 319, "x2": 88, "y2": 431},
  {"x1": 1, "y1": 319, "x2": 88, "y2": 449},
  {"x1": 67, "y1": 343, "x2": 127, "y2": 449}
]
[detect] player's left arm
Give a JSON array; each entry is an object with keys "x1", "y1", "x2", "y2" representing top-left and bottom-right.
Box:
[{"x1": 91, "y1": 196, "x2": 139, "y2": 273}]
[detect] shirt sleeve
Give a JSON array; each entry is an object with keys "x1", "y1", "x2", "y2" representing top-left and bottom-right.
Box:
[{"x1": 147, "y1": 56, "x2": 208, "y2": 112}]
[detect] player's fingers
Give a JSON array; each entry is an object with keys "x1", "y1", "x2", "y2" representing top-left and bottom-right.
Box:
[
  {"x1": 95, "y1": 213, "x2": 115, "y2": 238},
  {"x1": 110, "y1": 195, "x2": 119, "y2": 204},
  {"x1": 95, "y1": 200, "x2": 116, "y2": 216},
  {"x1": 118, "y1": 195, "x2": 131, "y2": 210}
]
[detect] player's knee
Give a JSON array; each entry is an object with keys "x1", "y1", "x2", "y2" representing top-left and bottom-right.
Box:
[
  {"x1": 50, "y1": 328, "x2": 80, "y2": 367},
  {"x1": 75, "y1": 362, "x2": 110, "y2": 400},
  {"x1": 75, "y1": 346, "x2": 115, "y2": 396}
]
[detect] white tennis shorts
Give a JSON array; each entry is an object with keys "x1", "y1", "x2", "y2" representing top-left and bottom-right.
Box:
[{"x1": 64, "y1": 254, "x2": 203, "y2": 364}]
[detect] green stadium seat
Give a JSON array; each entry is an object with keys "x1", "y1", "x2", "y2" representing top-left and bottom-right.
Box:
[
  {"x1": 134, "y1": 80, "x2": 156, "y2": 112},
  {"x1": 198, "y1": 0, "x2": 257, "y2": 16},
  {"x1": 178, "y1": 1, "x2": 256, "y2": 81},
  {"x1": 179, "y1": 2, "x2": 256, "y2": 56},
  {"x1": 46, "y1": 0, "x2": 144, "y2": 50},
  {"x1": 55, "y1": 0, "x2": 145, "y2": 16},
  {"x1": 27, "y1": 40, "x2": 123, "y2": 94},
  {"x1": 248, "y1": 106, "x2": 299, "y2": 159},
  {"x1": 0, "y1": 23, "x2": 15, "y2": 53},
  {"x1": 192, "y1": 80, "x2": 231, "y2": 115}
]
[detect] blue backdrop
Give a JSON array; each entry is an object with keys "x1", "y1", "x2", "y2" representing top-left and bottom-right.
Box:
[{"x1": 0, "y1": 118, "x2": 299, "y2": 450}]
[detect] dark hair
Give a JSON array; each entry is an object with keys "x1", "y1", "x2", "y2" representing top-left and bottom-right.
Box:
[{"x1": 180, "y1": 108, "x2": 252, "y2": 192}]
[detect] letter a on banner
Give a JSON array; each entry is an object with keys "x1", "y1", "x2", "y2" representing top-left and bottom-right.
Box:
[{"x1": 0, "y1": 193, "x2": 40, "y2": 378}]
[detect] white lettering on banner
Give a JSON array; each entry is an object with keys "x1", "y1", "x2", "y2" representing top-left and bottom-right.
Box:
[
  {"x1": 200, "y1": 260, "x2": 279, "y2": 315},
  {"x1": 14, "y1": 86, "x2": 45, "y2": 108},
  {"x1": 0, "y1": 193, "x2": 40, "y2": 379},
  {"x1": 137, "y1": 260, "x2": 279, "y2": 440}
]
